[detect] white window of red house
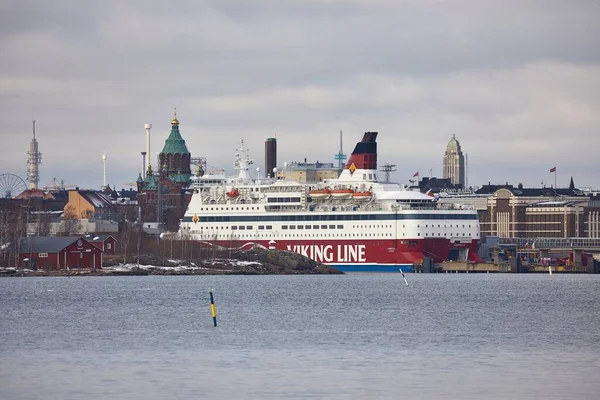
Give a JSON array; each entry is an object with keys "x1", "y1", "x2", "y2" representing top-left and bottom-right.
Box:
[{"x1": 39, "y1": 253, "x2": 48, "y2": 258}]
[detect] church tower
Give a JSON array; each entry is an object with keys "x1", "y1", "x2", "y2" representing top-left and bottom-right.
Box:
[
  {"x1": 443, "y1": 134, "x2": 465, "y2": 188},
  {"x1": 136, "y1": 111, "x2": 194, "y2": 231},
  {"x1": 158, "y1": 110, "x2": 191, "y2": 184}
]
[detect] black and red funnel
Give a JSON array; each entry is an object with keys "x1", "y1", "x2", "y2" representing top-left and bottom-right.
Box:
[{"x1": 345, "y1": 132, "x2": 378, "y2": 171}]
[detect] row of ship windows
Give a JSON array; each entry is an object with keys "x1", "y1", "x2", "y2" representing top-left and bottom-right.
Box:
[
  {"x1": 194, "y1": 209, "x2": 478, "y2": 222},
  {"x1": 187, "y1": 232, "x2": 475, "y2": 238},
  {"x1": 187, "y1": 226, "x2": 474, "y2": 237},
  {"x1": 192, "y1": 223, "x2": 473, "y2": 230},
  {"x1": 267, "y1": 197, "x2": 302, "y2": 203},
  {"x1": 417, "y1": 224, "x2": 474, "y2": 228},
  {"x1": 201, "y1": 207, "x2": 260, "y2": 211},
  {"x1": 231, "y1": 225, "x2": 346, "y2": 230}
]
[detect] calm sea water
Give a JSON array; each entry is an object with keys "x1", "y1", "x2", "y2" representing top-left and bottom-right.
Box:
[{"x1": 1, "y1": 274, "x2": 599, "y2": 400}]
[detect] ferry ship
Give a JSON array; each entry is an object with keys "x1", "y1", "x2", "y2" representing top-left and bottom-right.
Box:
[{"x1": 179, "y1": 132, "x2": 482, "y2": 272}]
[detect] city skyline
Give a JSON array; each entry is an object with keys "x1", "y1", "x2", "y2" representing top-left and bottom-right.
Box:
[
  {"x1": 10, "y1": 122, "x2": 590, "y2": 192},
  {"x1": 1, "y1": 1, "x2": 599, "y2": 190}
]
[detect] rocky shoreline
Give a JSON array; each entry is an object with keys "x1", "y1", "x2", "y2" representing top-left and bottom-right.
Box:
[{"x1": 0, "y1": 248, "x2": 343, "y2": 277}]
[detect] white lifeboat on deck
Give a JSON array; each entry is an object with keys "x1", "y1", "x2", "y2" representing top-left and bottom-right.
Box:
[
  {"x1": 352, "y1": 191, "x2": 372, "y2": 201},
  {"x1": 330, "y1": 188, "x2": 354, "y2": 199},
  {"x1": 308, "y1": 188, "x2": 331, "y2": 199}
]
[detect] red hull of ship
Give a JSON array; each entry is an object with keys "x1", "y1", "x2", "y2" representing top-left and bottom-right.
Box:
[{"x1": 200, "y1": 238, "x2": 482, "y2": 271}]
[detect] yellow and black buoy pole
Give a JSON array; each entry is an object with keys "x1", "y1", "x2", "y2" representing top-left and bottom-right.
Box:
[{"x1": 209, "y1": 289, "x2": 217, "y2": 327}]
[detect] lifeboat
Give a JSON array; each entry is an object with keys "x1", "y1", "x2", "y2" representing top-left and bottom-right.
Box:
[
  {"x1": 308, "y1": 188, "x2": 331, "y2": 199},
  {"x1": 226, "y1": 188, "x2": 239, "y2": 198},
  {"x1": 330, "y1": 188, "x2": 354, "y2": 199},
  {"x1": 352, "y1": 191, "x2": 372, "y2": 201}
]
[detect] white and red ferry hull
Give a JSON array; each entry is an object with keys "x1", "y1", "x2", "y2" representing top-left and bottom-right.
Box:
[{"x1": 197, "y1": 237, "x2": 482, "y2": 272}]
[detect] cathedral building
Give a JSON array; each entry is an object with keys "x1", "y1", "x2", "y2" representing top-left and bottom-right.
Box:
[
  {"x1": 136, "y1": 112, "x2": 193, "y2": 231},
  {"x1": 442, "y1": 134, "x2": 465, "y2": 188}
]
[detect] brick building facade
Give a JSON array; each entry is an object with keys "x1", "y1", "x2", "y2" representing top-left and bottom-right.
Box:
[{"x1": 478, "y1": 185, "x2": 600, "y2": 238}]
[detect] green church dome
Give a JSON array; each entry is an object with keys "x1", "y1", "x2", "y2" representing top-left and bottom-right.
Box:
[{"x1": 161, "y1": 111, "x2": 190, "y2": 155}]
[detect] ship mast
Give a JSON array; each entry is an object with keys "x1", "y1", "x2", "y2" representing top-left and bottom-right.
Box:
[{"x1": 233, "y1": 139, "x2": 253, "y2": 183}]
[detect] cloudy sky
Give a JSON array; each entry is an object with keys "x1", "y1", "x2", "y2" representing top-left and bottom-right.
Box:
[{"x1": 1, "y1": 0, "x2": 599, "y2": 192}]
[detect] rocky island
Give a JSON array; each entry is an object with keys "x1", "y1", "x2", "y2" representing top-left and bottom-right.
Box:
[{"x1": 0, "y1": 247, "x2": 343, "y2": 276}]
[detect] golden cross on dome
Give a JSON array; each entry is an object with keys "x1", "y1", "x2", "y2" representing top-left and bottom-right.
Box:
[{"x1": 171, "y1": 107, "x2": 179, "y2": 125}]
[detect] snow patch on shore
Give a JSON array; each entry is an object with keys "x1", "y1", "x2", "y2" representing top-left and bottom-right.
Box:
[{"x1": 103, "y1": 263, "x2": 236, "y2": 273}]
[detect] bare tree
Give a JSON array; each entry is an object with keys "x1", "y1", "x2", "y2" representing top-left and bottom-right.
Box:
[
  {"x1": 122, "y1": 221, "x2": 132, "y2": 264},
  {"x1": 175, "y1": 228, "x2": 196, "y2": 261},
  {"x1": 81, "y1": 209, "x2": 94, "y2": 219},
  {"x1": 119, "y1": 204, "x2": 137, "y2": 226},
  {"x1": 59, "y1": 205, "x2": 81, "y2": 236},
  {"x1": 228, "y1": 232, "x2": 235, "y2": 259},
  {"x1": 38, "y1": 215, "x2": 52, "y2": 236},
  {"x1": 136, "y1": 221, "x2": 142, "y2": 267},
  {"x1": 180, "y1": 229, "x2": 189, "y2": 260},
  {"x1": 0, "y1": 207, "x2": 18, "y2": 267},
  {"x1": 199, "y1": 230, "x2": 206, "y2": 261},
  {"x1": 6, "y1": 206, "x2": 28, "y2": 268},
  {"x1": 34, "y1": 204, "x2": 52, "y2": 236},
  {"x1": 212, "y1": 233, "x2": 217, "y2": 260}
]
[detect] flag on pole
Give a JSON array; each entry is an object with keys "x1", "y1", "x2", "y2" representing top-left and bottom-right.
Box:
[
  {"x1": 413, "y1": 171, "x2": 419, "y2": 177},
  {"x1": 550, "y1": 166, "x2": 556, "y2": 173}
]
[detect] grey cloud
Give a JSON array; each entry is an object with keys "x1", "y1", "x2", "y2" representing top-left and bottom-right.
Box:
[{"x1": 1, "y1": 0, "x2": 599, "y2": 190}]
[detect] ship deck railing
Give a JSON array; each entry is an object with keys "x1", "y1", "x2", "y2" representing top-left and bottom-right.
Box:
[{"x1": 499, "y1": 237, "x2": 600, "y2": 249}]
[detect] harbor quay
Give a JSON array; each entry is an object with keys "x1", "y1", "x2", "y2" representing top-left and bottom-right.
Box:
[{"x1": 417, "y1": 261, "x2": 597, "y2": 274}]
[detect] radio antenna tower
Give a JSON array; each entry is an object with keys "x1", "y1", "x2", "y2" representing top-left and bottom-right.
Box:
[
  {"x1": 145, "y1": 123, "x2": 152, "y2": 174},
  {"x1": 379, "y1": 163, "x2": 397, "y2": 183},
  {"x1": 333, "y1": 130, "x2": 347, "y2": 170},
  {"x1": 465, "y1": 153, "x2": 468, "y2": 189},
  {"x1": 27, "y1": 120, "x2": 42, "y2": 189},
  {"x1": 102, "y1": 151, "x2": 107, "y2": 189}
]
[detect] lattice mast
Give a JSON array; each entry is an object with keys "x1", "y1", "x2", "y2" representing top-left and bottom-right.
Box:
[
  {"x1": 333, "y1": 130, "x2": 347, "y2": 170},
  {"x1": 102, "y1": 151, "x2": 107, "y2": 189},
  {"x1": 27, "y1": 120, "x2": 42, "y2": 189},
  {"x1": 145, "y1": 123, "x2": 152, "y2": 175},
  {"x1": 379, "y1": 163, "x2": 397, "y2": 183}
]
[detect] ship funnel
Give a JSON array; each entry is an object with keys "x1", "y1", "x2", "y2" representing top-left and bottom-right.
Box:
[{"x1": 344, "y1": 131, "x2": 378, "y2": 171}]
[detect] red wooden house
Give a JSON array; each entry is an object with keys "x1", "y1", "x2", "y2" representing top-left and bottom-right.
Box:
[
  {"x1": 90, "y1": 234, "x2": 117, "y2": 254},
  {"x1": 19, "y1": 237, "x2": 103, "y2": 270}
]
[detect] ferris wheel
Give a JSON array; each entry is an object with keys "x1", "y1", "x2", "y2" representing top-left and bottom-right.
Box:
[{"x1": 0, "y1": 173, "x2": 27, "y2": 198}]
